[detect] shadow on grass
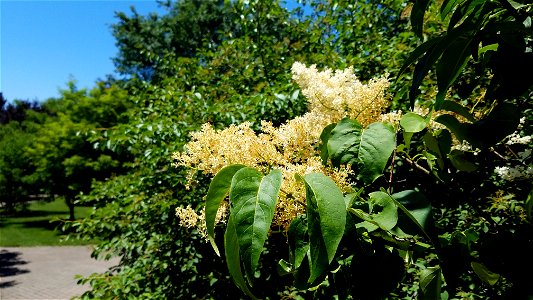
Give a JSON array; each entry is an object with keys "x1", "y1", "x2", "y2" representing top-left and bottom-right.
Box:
[
  {"x1": 0, "y1": 249, "x2": 30, "y2": 288},
  {"x1": 1, "y1": 209, "x2": 70, "y2": 218},
  {"x1": 0, "y1": 218, "x2": 63, "y2": 230}
]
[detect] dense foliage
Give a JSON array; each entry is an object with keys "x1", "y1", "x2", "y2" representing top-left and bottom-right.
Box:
[{"x1": 1, "y1": 0, "x2": 530, "y2": 299}]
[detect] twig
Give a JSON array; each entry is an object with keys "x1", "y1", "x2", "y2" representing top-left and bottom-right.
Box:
[{"x1": 404, "y1": 157, "x2": 431, "y2": 175}]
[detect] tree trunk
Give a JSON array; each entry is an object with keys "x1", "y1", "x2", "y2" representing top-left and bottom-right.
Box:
[{"x1": 65, "y1": 197, "x2": 75, "y2": 221}]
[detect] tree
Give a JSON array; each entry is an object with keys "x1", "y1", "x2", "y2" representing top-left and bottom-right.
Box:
[
  {"x1": 112, "y1": 0, "x2": 230, "y2": 82},
  {"x1": 25, "y1": 83, "x2": 130, "y2": 220}
]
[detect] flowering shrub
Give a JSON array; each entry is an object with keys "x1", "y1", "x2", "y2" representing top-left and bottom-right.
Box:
[
  {"x1": 174, "y1": 63, "x2": 390, "y2": 230},
  {"x1": 173, "y1": 60, "x2": 533, "y2": 298}
]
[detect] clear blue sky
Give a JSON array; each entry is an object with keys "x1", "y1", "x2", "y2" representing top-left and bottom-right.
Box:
[{"x1": 1, "y1": 0, "x2": 165, "y2": 102}]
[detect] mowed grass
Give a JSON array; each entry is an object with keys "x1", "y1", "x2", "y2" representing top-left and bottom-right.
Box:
[{"x1": 0, "y1": 199, "x2": 95, "y2": 247}]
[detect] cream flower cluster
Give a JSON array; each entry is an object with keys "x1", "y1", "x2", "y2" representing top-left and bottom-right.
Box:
[
  {"x1": 494, "y1": 165, "x2": 533, "y2": 181},
  {"x1": 291, "y1": 62, "x2": 389, "y2": 127},
  {"x1": 174, "y1": 62, "x2": 390, "y2": 229}
]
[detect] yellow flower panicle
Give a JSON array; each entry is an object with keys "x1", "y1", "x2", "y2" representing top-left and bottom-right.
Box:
[
  {"x1": 175, "y1": 201, "x2": 229, "y2": 239},
  {"x1": 174, "y1": 62, "x2": 390, "y2": 230}
]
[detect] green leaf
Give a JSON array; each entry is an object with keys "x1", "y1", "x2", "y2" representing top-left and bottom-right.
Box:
[
  {"x1": 288, "y1": 215, "x2": 309, "y2": 269},
  {"x1": 327, "y1": 120, "x2": 395, "y2": 183},
  {"x1": 420, "y1": 266, "x2": 442, "y2": 300},
  {"x1": 369, "y1": 191, "x2": 398, "y2": 231},
  {"x1": 230, "y1": 168, "x2": 282, "y2": 282},
  {"x1": 435, "y1": 114, "x2": 468, "y2": 142},
  {"x1": 294, "y1": 253, "x2": 311, "y2": 290},
  {"x1": 471, "y1": 262, "x2": 500, "y2": 285},
  {"x1": 409, "y1": 41, "x2": 444, "y2": 107},
  {"x1": 205, "y1": 164, "x2": 246, "y2": 256},
  {"x1": 359, "y1": 123, "x2": 396, "y2": 182},
  {"x1": 448, "y1": 149, "x2": 477, "y2": 172},
  {"x1": 478, "y1": 43, "x2": 498, "y2": 56},
  {"x1": 411, "y1": 0, "x2": 431, "y2": 38},
  {"x1": 319, "y1": 123, "x2": 337, "y2": 165},
  {"x1": 439, "y1": 100, "x2": 475, "y2": 122},
  {"x1": 349, "y1": 208, "x2": 379, "y2": 232},
  {"x1": 304, "y1": 173, "x2": 346, "y2": 285},
  {"x1": 440, "y1": 0, "x2": 462, "y2": 19},
  {"x1": 277, "y1": 259, "x2": 292, "y2": 276},
  {"x1": 400, "y1": 112, "x2": 427, "y2": 133},
  {"x1": 464, "y1": 103, "x2": 521, "y2": 148},
  {"x1": 406, "y1": 28, "x2": 469, "y2": 108},
  {"x1": 392, "y1": 190, "x2": 434, "y2": 243},
  {"x1": 224, "y1": 214, "x2": 257, "y2": 299},
  {"x1": 327, "y1": 118, "x2": 362, "y2": 167},
  {"x1": 436, "y1": 103, "x2": 520, "y2": 149},
  {"x1": 397, "y1": 37, "x2": 441, "y2": 79},
  {"x1": 423, "y1": 131, "x2": 445, "y2": 170},
  {"x1": 436, "y1": 35, "x2": 473, "y2": 110}
]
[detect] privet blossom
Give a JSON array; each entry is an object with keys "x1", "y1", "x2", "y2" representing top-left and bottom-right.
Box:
[
  {"x1": 494, "y1": 117, "x2": 532, "y2": 182},
  {"x1": 173, "y1": 62, "x2": 390, "y2": 233}
]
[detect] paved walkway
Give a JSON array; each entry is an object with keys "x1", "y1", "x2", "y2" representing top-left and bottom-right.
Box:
[{"x1": 0, "y1": 246, "x2": 119, "y2": 300}]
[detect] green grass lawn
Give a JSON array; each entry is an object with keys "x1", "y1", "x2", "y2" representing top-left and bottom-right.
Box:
[{"x1": 0, "y1": 199, "x2": 95, "y2": 247}]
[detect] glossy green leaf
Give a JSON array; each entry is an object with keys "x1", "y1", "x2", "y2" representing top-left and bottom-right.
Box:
[
  {"x1": 397, "y1": 37, "x2": 441, "y2": 79},
  {"x1": 439, "y1": 100, "x2": 475, "y2": 122},
  {"x1": 436, "y1": 103, "x2": 520, "y2": 149},
  {"x1": 407, "y1": 28, "x2": 467, "y2": 108},
  {"x1": 478, "y1": 43, "x2": 498, "y2": 56},
  {"x1": 230, "y1": 167, "x2": 282, "y2": 281},
  {"x1": 409, "y1": 42, "x2": 443, "y2": 107},
  {"x1": 400, "y1": 112, "x2": 427, "y2": 133},
  {"x1": 349, "y1": 208, "x2": 379, "y2": 232},
  {"x1": 434, "y1": 114, "x2": 468, "y2": 142},
  {"x1": 420, "y1": 266, "x2": 442, "y2": 300},
  {"x1": 326, "y1": 120, "x2": 395, "y2": 183},
  {"x1": 440, "y1": 0, "x2": 461, "y2": 19},
  {"x1": 392, "y1": 190, "x2": 434, "y2": 244},
  {"x1": 326, "y1": 120, "x2": 395, "y2": 182},
  {"x1": 319, "y1": 123, "x2": 337, "y2": 165},
  {"x1": 205, "y1": 164, "x2": 246, "y2": 256},
  {"x1": 411, "y1": 0, "x2": 431, "y2": 38},
  {"x1": 369, "y1": 191, "x2": 398, "y2": 231},
  {"x1": 359, "y1": 123, "x2": 396, "y2": 182},
  {"x1": 224, "y1": 214, "x2": 257, "y2": 299},
  {"x1": 277, "y1": 259, "x2": 292, "y2": 276},
  {"x1": 294, "y1": 254, "x2": 311, "y2": 290},
  {"x1": 471, "y1": 262, "x2": 500, "y2": 285},
  {"x1": 436, "y1": 36, "x2": 473, "y2": 110},
  {"x1": 448, "y1": 149, "x2": 477, "y2": 172},
  {"x1": 304, "y1": 173, "x2": 346, "y2": 285},
  {"x1": 288, "y1": 215, "x2": 309, "y2": 269},
  {"x1": 327, "y1": 118, "x2": 362, "y2": 167}
]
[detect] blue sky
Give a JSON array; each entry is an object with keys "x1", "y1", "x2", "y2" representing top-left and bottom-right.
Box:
[{"x1": 1, "y1": 0, "x2": 165, "y2": 102}]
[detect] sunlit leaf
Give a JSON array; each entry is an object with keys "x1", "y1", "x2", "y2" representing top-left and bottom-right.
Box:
[
  {"x1": 420, "y1": 266, "x2": 442, "y2": 300},
  {"x1": 224, "y1": 214, "x2": 257, "y2": 299},
  {"x1": 471, "y1": 262, "x2": 500, "y2": 285},
  {"x1": 230, "y1": 167, "x2": 282, "y2": 282},
  {"x1": 369, "y1": 191, "x2": 398, "y2": 231},
  {"x1": 400, "y1": 112, "x2": 427, "y2": 133},
  {"x1": 205, "y1": 164, "x2": 246, "y2": 256},
  {"x1": 304, "y1": 173, "x2": 346, "y2": 285},
  {"x1": 327, "y1": 119, "x2": 395, "y2": 183}
]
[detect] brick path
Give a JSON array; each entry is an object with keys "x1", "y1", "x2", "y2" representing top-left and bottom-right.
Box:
[{"x1": 0, "y1": 246, "x2": 119, "y2": 300}]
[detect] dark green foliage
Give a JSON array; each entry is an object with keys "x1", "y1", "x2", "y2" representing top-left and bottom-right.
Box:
[{"x1": 402, "y1": 0, "x2": 533, "y2": 108}]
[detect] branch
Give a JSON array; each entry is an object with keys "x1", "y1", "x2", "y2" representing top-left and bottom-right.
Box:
[{"x1": 404, "y1": 157, "x2": 431, "y2": 176}]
